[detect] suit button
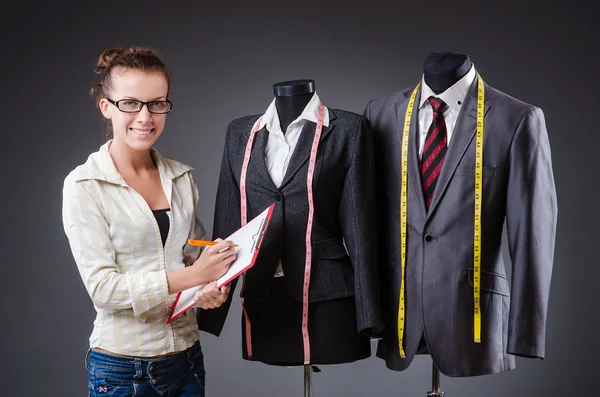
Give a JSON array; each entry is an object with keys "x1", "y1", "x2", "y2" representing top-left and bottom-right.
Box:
[
  {"x1": 424, "y1": 235, "x2": 433, "y2": 242},
  {"x1": 273, "y1": 195, "x2": 282, "y2": 202}
]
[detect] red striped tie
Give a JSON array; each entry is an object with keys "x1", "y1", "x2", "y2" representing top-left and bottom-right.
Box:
[{"x1": 421, "y1": 96, "x2": 448, "y2": 210}]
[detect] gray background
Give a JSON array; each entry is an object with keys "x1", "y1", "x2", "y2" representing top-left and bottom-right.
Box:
[{"x1": 2, "y1": 1, "x2": 598, "y2": 396}]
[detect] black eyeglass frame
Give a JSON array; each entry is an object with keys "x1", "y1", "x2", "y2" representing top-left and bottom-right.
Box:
[{"x1": 105, "y1": 98, "x2": 173, "y2": 114}]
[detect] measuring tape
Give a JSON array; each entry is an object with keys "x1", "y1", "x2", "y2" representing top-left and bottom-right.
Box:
[
  {"x1": 398, "y1": 74, "x2": 485, "y2": 357},
  {"x1": 239, "y1": 117, "x2": 263, "y2": 359},
  {"x1": 473, "y1": 73, "x2": 484, "y2": 343},
  {"x1": 397, "y1": 83, "x2": 418, "y2": 358},
  {"x1": 240, "y1": 103, "x2": 326, "y2": 364}
]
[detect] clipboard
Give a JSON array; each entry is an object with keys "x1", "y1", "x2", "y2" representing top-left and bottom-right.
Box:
[{"x1": 167, "y1": 203, "x2": 275, "y2": 324}]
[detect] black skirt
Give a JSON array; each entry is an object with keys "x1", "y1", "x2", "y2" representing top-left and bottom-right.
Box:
[{"x1": 241, "y1": 277, "x2": 371, "y2": 366}]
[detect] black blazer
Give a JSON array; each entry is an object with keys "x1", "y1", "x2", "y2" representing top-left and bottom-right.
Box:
[{"x1": 197, "y1": 108, "x2": 384, "y2": 337}]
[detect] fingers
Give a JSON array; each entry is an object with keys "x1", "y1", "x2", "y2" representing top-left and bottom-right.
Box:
[
  {"x1": 209, "y1": 239, "x2": 235, "y2": 254},
  {"x1": 194, "y1": 281, "x2": 229, "y2": 309},
  {"x1": 221, "y1": 251, "x2": 237, "y2": 264},
  {"x1": 220, "y1": 284, "x2": 231, "y2": 296},
  {"x1": 212, "y1": 246, "x2": 237, "y2": 273}
]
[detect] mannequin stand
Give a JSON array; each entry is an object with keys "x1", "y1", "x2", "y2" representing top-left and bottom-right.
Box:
[
  {"x1": 304, "y1": 364, "x2": 312, "y2": 397},
  {"x1": 427, "y1": 362, "x2": 444, "y2": 397},
  {"x1": 304, "y1": 365, "x2": 320, "y2": 396}
]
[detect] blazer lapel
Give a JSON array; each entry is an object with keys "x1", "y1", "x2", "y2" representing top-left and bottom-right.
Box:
[
  {"x1": 244, "y1": 120, "x2": 279, "y2": 192},
  {"x1": 426, "y1": 78, "x2": 492, "y2": 218},
  {"x1": 279, "y1": 109, "x2": 337, "y2": 189},
  {"x1": 396, "y1": 89, "x2": 427, "y2": 219}
]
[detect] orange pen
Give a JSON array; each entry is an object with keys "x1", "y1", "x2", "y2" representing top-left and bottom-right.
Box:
[{"x1": 187, "y1": 239, "x2": 238, "y2": 248}]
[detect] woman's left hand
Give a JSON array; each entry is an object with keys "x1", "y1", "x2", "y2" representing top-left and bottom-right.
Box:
[{"x1": 193, "y1": 281, "x2": 231, "y2": 309}]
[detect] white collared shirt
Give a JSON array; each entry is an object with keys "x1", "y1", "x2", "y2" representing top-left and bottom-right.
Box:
[
  {"x1": 418, "y1": 64, "x2": 477, "y2": 158},
  {"x1": 251, "y1": 92, "x2": 330, "y2": 187},
  {"x1": 62, "y1": 141, "x2": 205, "y2": 357},
  {"x1": 250, "y1": 92, "x2": 329, "y2": 276}
]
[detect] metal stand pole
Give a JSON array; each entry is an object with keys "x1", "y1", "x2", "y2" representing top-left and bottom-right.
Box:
[
  {"x1": 304, "y1": 364, "x2": 312, "y2": 397},
  {"x1": 427, "y1": 362, "x2": 444, "y2": 397}
]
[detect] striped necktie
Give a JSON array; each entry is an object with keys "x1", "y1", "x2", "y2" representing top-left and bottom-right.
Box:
[{"x1": 421, "y1": 96, "x2": 448, "y2": 210}]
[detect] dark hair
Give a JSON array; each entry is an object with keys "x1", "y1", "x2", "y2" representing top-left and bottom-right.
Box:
[{"x1": 90, "y1": 47, "x2": 171, "y2": 138}]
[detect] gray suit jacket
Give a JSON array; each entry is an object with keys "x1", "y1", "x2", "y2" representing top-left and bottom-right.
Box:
[
  {"x1": 197, "y1": 108, "x2": 384, "y2": 338},
  {"x1": 364, "y1": 77, "x2": 557, "y2": 377}
]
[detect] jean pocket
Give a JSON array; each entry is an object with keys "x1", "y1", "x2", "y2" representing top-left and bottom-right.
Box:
[
  {"x1": 90, "y1": 363, "x2": 137, "y2": 397},
  {"x1": 91, "y1": 377, "x2": 137, "y2": 397}
]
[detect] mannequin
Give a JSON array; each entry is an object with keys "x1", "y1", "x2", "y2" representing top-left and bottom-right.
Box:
[
  {"x1": 363, "y1": 51, "x2": 557, "y2": 387},
  {"x1": 417, "y1": 52, "x2": 472, "y2": 358},
  {"x1": 419, "y1": 53, "x2": 473, "y2": 396},
  {"x1": 270, "y1": 80, "x2": 324, "y2": 394},
  {"x1": 199, "y1": 78, "x2": 383, "y2": 377},
  {"x1": 274, "y1": 79, "x2": 315, "y2": 132},
  {"x1": 423, "y1": 52, "x2": 471, "y2": 94}
]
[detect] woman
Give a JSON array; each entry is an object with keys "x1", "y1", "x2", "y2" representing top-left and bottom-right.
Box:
[{"x1": 62, "y1": 47, "x2": 234, "y2": 396}]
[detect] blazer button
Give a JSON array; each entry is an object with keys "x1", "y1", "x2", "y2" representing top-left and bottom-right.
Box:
[
  {"x1": 424, "y1": 234, "x2": 433, "y2": 242},
  {"x1": 273, "y1": 195, "x2": 282, "y2": 202}
]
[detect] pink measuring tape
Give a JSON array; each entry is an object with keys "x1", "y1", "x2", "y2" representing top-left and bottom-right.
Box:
[{"x1": 239, "y1": 103, "x2": 326, "y2": 364}]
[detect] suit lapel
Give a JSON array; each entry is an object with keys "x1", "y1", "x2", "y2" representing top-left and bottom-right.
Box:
[
  {"x1": 279, "y1": 109, "x2": 337, "y2": 189},
  {"x1": 396, "y1": 89, "x2": 427, "y2": 219},
  {"x1": 426, "y1": 78, "x2": 492, "y2": 218},
  {"x1": 243, "y1": 118, "x2": 279, "y2": 192}
]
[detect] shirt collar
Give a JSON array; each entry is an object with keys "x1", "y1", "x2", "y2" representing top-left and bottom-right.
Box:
[
  {"x1": 257, "y1": 92, "x2": 330, "y2": 132},
  {"x1": 74, "y1": 140, "x2": 192, "y2": 184},
  {"x1": 419, "y1": 64, "x2": 477, "y2": 112}
]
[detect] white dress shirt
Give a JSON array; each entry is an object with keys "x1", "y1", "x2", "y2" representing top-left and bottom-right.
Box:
[
  {"x1": 418, "y1": 64, "x2": 477, "y2": 158},
  {"x1": 250, "y1": 92, "x2": 329, "y2": 276},
  {"x1": 62, "y1": 141, "x2": 205, "y2": 357}
]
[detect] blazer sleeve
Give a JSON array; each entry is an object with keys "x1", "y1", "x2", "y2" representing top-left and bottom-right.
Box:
[
  {"x1": 505, "y1": 106, "x2": 558, "y2": 358},
  {"x1": 339, "y1": 115, "x2": 385, "y2": 336},
  {"x1": 196, "y1": 125, "x2": 242, "y2": 336}
]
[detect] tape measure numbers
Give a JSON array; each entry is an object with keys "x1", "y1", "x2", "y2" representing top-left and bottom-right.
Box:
[
  {"x1": 240, "y1": 104, "x2": 326, "y2": 364},
  {"x1": 398, "y1": 74, "x2": 485, "y2": 356}
]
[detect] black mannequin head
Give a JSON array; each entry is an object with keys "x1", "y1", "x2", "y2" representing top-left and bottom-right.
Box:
[
  {"x1": 423, "y1": 53, "x2": 471, "y2": 94},
  {"x1": 273, "y1": 80, "x2": 315, "y2": 133}
]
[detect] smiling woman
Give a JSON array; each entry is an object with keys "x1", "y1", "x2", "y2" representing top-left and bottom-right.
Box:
[
  {"x1": 89, "y1": 47, "x2": 172, "y2": 144},
  {"x1": 61, "y1": 47, "x2": 236, "y2": 397}
]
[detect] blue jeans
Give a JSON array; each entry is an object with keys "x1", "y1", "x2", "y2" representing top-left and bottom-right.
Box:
[{"x1": 85, "y1": 342, "x2": 205, "y2": 396}]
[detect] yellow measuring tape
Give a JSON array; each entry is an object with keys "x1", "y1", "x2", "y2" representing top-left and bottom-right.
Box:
[
  {"x1": 473, "y1": 73, "x2": 484, "y2": 343},
  {"x1": 397, "y1": 82, "x2": 419, "y2": 358},
  {"x1": 398, "y1": 73, "x2": 485, "y2": 357}
]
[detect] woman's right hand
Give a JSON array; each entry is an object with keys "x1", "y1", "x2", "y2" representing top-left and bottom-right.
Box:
[{"x1": 192, "y1": 238, "x2": 236, "y2": 282}]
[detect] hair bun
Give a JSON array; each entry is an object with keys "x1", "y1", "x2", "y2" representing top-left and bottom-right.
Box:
[{"x1": 96, "y1": 48, "x2": 127, "y2": 72}]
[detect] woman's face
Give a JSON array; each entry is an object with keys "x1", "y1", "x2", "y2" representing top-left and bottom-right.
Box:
[{"x1": 99, "y1": 68, "x2": 169, "y2": 152}]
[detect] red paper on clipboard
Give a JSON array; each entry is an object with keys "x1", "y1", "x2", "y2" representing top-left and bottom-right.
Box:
[{"x1": 167, "y1": 203, "x2": 275, "y2": 324}]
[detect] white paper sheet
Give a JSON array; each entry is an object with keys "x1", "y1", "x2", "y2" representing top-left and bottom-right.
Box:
[{"x1": 167, "y1": 204, "x2": 275, "y2": 323}]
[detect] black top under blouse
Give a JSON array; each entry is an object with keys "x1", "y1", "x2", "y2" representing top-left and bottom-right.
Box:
[{"x1": 151, "y1": 208, "x2": 170, "y2": 247}]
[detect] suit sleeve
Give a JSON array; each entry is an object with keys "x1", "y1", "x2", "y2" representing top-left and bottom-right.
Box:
[
  {"x1": 505, "y1": 106, "x2": 558, "y2": 358},
  {"x1": 196, "y1": 125, "x2": 242, "y2": 336},
  {"x1": 339, "y1": 115, "x2": 385, "y2": 335},
  {"x1": 363, "y1": 101, "x2": 391, "y2": 338}
]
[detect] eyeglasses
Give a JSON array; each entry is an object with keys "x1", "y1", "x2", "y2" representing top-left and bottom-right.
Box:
[{"x1": 106, "y1": 98, "x2": 173, "y2": 114}]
